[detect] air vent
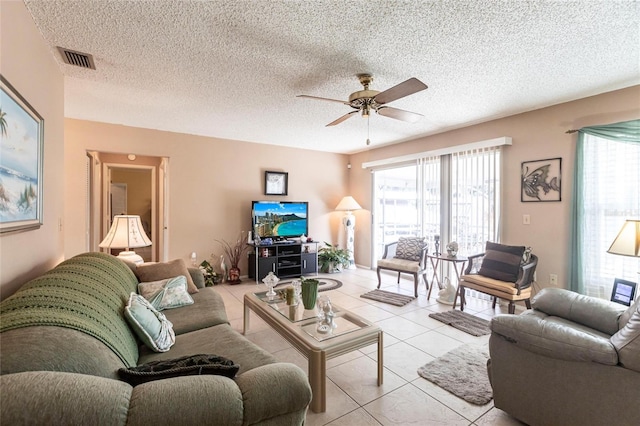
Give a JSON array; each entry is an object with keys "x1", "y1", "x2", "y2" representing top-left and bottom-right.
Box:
[{"x1": 56, "y1": 47, "x2": 96, "y2": 70}]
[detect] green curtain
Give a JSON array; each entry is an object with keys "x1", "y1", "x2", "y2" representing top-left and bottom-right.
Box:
[{"x1": 569, "y1": 119, "x2": 640, "y2": 294}]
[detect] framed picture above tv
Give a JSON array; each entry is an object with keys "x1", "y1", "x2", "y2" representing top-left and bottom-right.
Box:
[
  {"x1": 0, "y1": 75, "x2": 44, "y2": 234},
  {"x1": 264, "y1": 171, "x2": 288, "y2": 196}
]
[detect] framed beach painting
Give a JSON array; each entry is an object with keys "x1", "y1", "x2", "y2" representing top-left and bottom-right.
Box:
[{"x1": 0, "y1": 75, "x2": 44, "y2": 233}]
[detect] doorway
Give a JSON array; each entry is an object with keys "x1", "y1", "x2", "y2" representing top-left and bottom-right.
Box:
[{"x1": 87, "y1": 151, "x2": 169, "y2": 262}]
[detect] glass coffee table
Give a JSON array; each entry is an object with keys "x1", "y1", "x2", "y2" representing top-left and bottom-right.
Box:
[{"x1": 243, "y1": 291, "x2": 383, "y2": 413}]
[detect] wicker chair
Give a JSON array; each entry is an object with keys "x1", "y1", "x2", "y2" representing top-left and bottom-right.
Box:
[
  {"x1": 454, "y1": 253, "x2": 538, "y2": 314},
  {"x1": 376, "y1": 239, "x2": 429, "y2": 297}
]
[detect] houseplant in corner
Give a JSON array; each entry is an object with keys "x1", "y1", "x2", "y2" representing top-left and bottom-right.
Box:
[
  {"x1": 318, "y1": 242, "x2": 350, "y2": 273},
  {"x1": 216, "y1": 232, "x2": 250, "y2": 284}
]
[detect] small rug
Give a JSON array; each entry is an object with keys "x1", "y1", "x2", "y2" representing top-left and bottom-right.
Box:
[
  {"x1": 429, "y1": 310, "x2": 491, "y2": 336},
  {"x1": 417, "y1": 344, "x2": 492, "y2": 405},
  {"x1": 360, "y1": 289, "x2": 416, "y2": 306},
  {"x1": 275, "y1": 278, "x2": 342, "y2": 292}
]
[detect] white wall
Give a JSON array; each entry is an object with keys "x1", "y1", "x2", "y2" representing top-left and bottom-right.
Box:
[{"x1": 0, "y1": 1, "x2": 65, "y2": 299}]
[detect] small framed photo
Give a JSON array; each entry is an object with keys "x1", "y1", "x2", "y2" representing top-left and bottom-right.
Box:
[
  {"x1": 264, "y1": 171, "x2": 288, "y2": 196},
  {"x1": 610, "y1": 278, "x2": 637, "y2": 306},
  {"x1": 521, "y1": 157, "x2": 562, "y2": 202},
  {"x1": 1, "y1": 75, "x2": 44, "y2": 234}
]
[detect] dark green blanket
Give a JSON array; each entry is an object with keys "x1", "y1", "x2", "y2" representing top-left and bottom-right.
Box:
[{"x1": 0, "y1": 252, "x2": 140, "y2": 367}]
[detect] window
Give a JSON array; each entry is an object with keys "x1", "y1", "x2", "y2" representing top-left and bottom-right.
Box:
[
  {"x1": 576, "y1": 134, "x2": 640, "y2": 298},
  {"x1": 372, "y1": 147, "x2": 501, "y2": 264}
]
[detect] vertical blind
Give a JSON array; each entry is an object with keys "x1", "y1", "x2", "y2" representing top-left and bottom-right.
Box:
[{"x1": 372, "y1": 147, "x2": 502, "y2": 273}]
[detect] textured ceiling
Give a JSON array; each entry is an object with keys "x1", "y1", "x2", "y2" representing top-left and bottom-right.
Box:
[{"x1": 24, "y1": 0, "x2": 640, "y2": 154}]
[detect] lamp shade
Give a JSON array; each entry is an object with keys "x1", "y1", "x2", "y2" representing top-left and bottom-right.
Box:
[
  {"x1": 99, "y1": 215, "x2": 152, "y2": 249},
  {"x1": 607, "y1": 220, "x2": 640, "y2": 257},
  {"x1": 335, "y1": 196, "x2": 362, "y2": 212}
]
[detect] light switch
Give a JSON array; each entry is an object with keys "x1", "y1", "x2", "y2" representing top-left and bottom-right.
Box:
[{"x1": 523, "y1": 214, "x2": 531, "y2": 225}]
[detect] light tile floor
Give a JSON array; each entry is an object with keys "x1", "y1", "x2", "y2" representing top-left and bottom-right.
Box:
[{"x1": 215, "y1": 268, "x2": 526, "y2": 426}]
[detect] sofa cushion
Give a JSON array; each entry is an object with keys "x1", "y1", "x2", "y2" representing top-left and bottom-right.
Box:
[
  {"x1": 394, "y1": 237, "x2": 426, "y2": 261},
  {"x1": 162, "y1": 287, "x2": 230, "y2": 335},
  {"x1": 124, "y1": 293, "x2": 175, "y2": 352},
  {"x1": 378, "y1": 257, "x2": 422, "y2": 273},
  {"x1": 135, "y1": 259, "x2": 199, "y2": 294},
  {"x1": 532, "y1": 288, "x2": 625, "y2": 336},
  {"x1": 461, "y1": 274, "x2": 524, "y2": 296},
  {"x1": 138, "y1": 276, "x2": 194, "y2": 311},
  {"x1": 118, "y1": 353, "x2": 239, "y2": 386},
  {"x1": 138, "y1": 324, "x2": 277, "y2": 376},
  {"x1": 611, "y1": 302, "x2": 640, "y2": 372},
  {"x1": 478, "y1": 241, "x2": 526, "y2": 282},
  {"x1": 491, "y1": 311, "x2": 618, "y2": 365}
]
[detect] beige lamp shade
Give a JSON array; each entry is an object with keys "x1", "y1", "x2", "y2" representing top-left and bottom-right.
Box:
[
  {"x1": 100, "y1": 215, "x2": 151, "y2": 250},
  {"x1": 335, "y1": 196, "x2": 362, "y2": 212},
  {"x1": 607, "y1": 220, "x2": 640, "y2": 257}
]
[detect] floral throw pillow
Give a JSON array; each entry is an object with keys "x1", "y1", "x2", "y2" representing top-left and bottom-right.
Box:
[
  {"x1": 124, "y1": 293, "x2": 175, "y2": 352},
  {"x1": 394, "y1": 237, "x2": 426, "y2": 261},
  {"x1": 138, "y1": 276, "x2": 194, "y2": 311}
]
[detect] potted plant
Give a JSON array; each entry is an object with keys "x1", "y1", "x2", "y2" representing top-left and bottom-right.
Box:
[
  {"x1": 216, "y1": 231, "x2": 250, "y2": 284},
  {"x1": 318, "y1": 242, "x2": 350, "y2": 273}
]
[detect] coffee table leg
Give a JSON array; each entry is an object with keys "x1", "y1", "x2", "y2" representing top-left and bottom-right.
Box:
[
  {"x1": 308, "y1": 350, "x2": 326, "y2": 412},
  {"x1": 378, "y1": 331, "x2": 384, "y2": 386},
  {"x1": 243, "y1": 305, "x2": 250, "y2": 335}
]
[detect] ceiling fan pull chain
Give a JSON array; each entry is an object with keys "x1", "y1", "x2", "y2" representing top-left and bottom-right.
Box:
[{"x1": 366, "y1": 116, "x2": 371, "y2": 146}]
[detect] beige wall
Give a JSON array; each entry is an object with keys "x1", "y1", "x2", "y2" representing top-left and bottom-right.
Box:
[
  {"x1": 0, "y1": 1, "x2": 65, "y2": 299},
  {"x1": 349, "y1": 85, "x2": 640, "y2": 291},
  {"x1": 64, "y1": 119, "x2": 349, "y2": 274}
]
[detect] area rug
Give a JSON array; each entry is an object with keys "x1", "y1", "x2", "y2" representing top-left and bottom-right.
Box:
[
  {"x1": 417, "y1": 344, "x2": 492, "y2": 405},
  {"x1": 275, "y1": 278, "x2": 342, "y2": 292},
  {"x1": 429, "y1": 310, "x2": 491, "y2": 336},
  {"x1": 360, "y1": 289, "x2": 416, "y2": 306}
]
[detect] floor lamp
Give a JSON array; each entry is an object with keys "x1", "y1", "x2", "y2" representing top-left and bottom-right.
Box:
[
  {"x1": 99, "y1": 215, "x2": 152, "y2": 265},
  {"x1": 335, "y1": 196, "x2": 362, "y2": 270}
]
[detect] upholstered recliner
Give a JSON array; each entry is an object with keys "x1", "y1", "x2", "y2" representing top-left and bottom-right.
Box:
[
  {"x1": 376, "y1": 237, "x2": 428, "y2": 297},
  {"x1": 454, "y1": 242, "x2": 537, "y2": 314},
  {"x1": 488, "y1": 288, "x2": 640, "y2": 426}
]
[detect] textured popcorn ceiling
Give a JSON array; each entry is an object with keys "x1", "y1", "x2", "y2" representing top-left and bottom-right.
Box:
[{"x1": 24, "y1": 0, "x2": 640, "y2": 154}]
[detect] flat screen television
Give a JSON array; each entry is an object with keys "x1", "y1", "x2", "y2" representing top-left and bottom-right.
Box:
[{"x1": 252, "y1": 201, "x2": 308, "y2": 240}]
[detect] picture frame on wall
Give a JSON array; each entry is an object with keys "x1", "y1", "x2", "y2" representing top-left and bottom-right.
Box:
[
  {"x1": 0, "y1": 75, "x2": 44, "y2": 234},
  {"x1": 521, "y1": 157, "x2": 561, "y2": 202},
  {"x1": 264, "y1": 171, "x2": 288, "y2": 196}
]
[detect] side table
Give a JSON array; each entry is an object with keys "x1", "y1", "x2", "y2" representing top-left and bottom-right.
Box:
[{"x1": 426, "y1": 253, "x2": 468, "y2": 302}]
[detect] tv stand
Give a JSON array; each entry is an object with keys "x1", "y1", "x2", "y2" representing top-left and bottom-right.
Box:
[{"x1": 248, "y1": 242, "x2": 318, "y2": 282}]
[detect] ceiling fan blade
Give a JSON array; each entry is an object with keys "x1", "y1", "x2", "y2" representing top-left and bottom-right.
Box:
[
  {"x1": 373, "y1": 78, "x2": 428, "y2": 105},
  {"x1": 376, "y1": 106, "x2": 424, "y2": 123},
  {"x1": 326, "y1": 110, "x2": 358, "y2": 126},
  {"x1": 297, "y1": 95, "x2": 349, "y2": 105}
]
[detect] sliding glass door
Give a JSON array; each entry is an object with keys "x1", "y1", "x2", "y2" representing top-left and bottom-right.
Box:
[{"x1": 372, "y1": 147, "x2": 501, "y2": 268}]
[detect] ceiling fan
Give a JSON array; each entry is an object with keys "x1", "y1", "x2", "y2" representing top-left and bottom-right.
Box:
[{"x1": 297, "y1": 74, "x2": 428, "y2": 128}]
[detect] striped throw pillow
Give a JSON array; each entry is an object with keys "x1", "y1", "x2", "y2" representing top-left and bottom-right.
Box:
[{"x1": 479, "y1": 241, "x2": 526, "y2": 282}]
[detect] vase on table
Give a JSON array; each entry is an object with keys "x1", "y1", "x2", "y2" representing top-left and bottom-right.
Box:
[
  {"x1": 228, "y1": 266, "x2": 241, "y2": 284},
  {"x1": 301, "y1": 279, "x2": 320, "y2": 310}
]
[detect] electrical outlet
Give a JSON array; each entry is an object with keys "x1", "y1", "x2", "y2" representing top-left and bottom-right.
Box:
[
  {"x1": 550, "y1": 274, "x2": 558, "y2": 286},
  {"x1": 523, "y1": 214, "x2": 531, "y2": 225}
]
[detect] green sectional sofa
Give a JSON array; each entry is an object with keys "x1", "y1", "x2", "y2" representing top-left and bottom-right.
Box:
[{"x1": 0, "y1": 252, "x2": 311, "y2": 425}]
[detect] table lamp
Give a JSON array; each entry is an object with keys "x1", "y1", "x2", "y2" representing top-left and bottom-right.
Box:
[
  {"x1": 99, "y1": 215, "x2": 152, "y2": 265},
  {"x1": 335, "y1": 196, "x2": 362, "y2": 270},
  {"x1": 607, "y1": 219, "x2": 640, "y2": 298},
  {"x1": 607, "y1": 219, "x2": 640, "y2": 258}
]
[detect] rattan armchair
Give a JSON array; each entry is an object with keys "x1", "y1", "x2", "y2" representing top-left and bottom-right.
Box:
[
  {"x1": 376, "y1": 240, "x2": 429, "y2": 297},
  {"x1": 454, "y1": 253, "x2": 538, "y2": 314}
]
